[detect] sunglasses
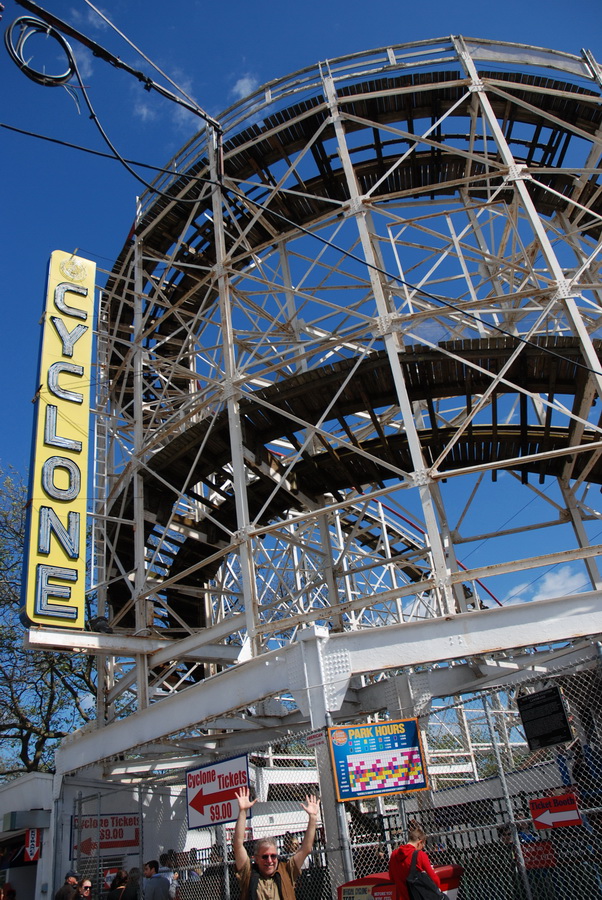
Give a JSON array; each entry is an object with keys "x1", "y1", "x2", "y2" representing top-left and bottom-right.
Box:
[
  {"x1": 83, "y1": 888, "x2": 92, "y2": 892},
  {"x1": 260, "y1": 854, "x2": 278, "y2": 860}
]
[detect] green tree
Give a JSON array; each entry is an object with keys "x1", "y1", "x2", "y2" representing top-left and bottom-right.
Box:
[{"x1": 0, "y1": 466, "x2": 96, "y2": 781}]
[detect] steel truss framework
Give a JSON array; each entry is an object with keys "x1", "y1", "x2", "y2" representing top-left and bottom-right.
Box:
[{"x1": 32, "y1": 36, "x2": 602, "y2": 778}]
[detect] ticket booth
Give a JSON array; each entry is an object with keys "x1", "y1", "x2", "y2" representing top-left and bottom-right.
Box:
[{"x1": 337, "y1": 864, "x2": 463, "y2": 900}]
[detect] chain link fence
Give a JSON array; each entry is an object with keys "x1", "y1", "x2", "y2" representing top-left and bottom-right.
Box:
[{"x1": 70, "y1": 649, "x2": 602, "y2": 900}]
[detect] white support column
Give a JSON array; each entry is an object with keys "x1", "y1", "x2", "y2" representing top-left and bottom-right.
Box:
[
  {"x1": 454, "y1": 35, "x2": 602, "y2": 402},
  {"x1": 318, "y1": 509, "x2": 344, "y2": 632},
  {"x1": 323, "y1": 73, "x2": 457, "y2": 616},
  {"x1": 133, "y1": 235, "x2": 149, "y2": 709},
  {"x1": 456, "y1": 703, "x2": 480, "y2": 782},
  {"x1": 559, "y1": 477, "x2": 602, "y2": 589},
  {"x1": 94, "y1": 285, "x2": 110, "y2": 724},
  {"x1": 280, "y1": 239, "x2": 308, "y2": 374},
  {"x1": 295, "y1": 627, "x2": 354, "y2": 893},
  {"x1": 209, "y1": 130, "x2": 260, "y2": 652}
]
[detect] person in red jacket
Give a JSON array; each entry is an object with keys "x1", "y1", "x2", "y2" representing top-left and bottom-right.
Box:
[{"x1": 388, "y1": 823, "x2": 441, "y2": 900}]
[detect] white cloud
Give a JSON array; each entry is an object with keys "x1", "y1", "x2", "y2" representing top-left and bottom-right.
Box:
[
  {"x1": 530, "y1": 566, "x2": 588, "y2": 602},
  {"x1": 168, "y1": 72, "x2": 202, "y2": 132},
  {"x1": 86, "y1": 8, "x2": 111, "y2": 31},
  {"x1": 231, "y1": 74, "x2": 259, "y2": 101},
  {"x1": 72, "y1": 46, "x2": 95, "y2": 81},
  {"x1": 134, "y1": 101, "x2": 159, "y2": 123},
  {"x1": 69, "y1": 5, "x2": 111, "y2": 32},
  {"x1": 502, "y1": 565, "x2": 588, "y2": 606},
  {"x1": 79, "y1": 692, "x2": 97, "y2": 713},
  {"x1": 502, "y1": 580, "x2": 532, "y2": 606},
  {"x1": 126, "y1": 66, "x2": 201, "y2": 134}
]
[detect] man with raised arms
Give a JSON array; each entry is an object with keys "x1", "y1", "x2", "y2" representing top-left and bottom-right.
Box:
[{"x1": 233, "y1": 786, "x2": 319, "y2": 900}]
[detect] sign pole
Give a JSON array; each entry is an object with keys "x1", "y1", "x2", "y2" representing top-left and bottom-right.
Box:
[
  {"x1": 326, "y1": 713, "x2": 356, "y2": 881},
  {"x1": 297, "y1": 630, "x2": 354, "y2": 891}
]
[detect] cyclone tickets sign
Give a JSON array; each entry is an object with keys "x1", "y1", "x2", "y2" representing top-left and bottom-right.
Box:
[
  {"x1": 72, "y1": 813, "x2": 140, "y2": 855},
  {"x1": 22, "y1": 251, "x2": 96, "y2": 629},
  {"x1": 186, "y1": 754, "x2": 250, "y2": 829}
]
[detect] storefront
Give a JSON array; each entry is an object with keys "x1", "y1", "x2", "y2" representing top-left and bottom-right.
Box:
[{"x1": 0, "y1": 773, "x2": 53, "y2": 900}]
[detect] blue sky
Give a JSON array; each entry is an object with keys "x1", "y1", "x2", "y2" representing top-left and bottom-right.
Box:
[{"x1": 1, "y1": 0, "x2": 601, "y2": 474}]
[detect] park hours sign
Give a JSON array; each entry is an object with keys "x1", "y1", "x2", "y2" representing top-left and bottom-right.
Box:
[{"x1": 186, "y1": 754, "x2": 250, "y2": 828}]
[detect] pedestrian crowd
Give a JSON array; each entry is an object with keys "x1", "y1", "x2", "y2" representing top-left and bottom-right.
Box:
[
  {"x1": 53, "y1": 868, "x2": 141, "y2": 900},
  {"x1": 50, "y1": 806, "x2": 443, "y2": 900}
]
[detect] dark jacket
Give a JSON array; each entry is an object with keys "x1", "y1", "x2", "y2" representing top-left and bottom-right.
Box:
[{"x1": 55, "y1": 885, "x2": 77, "y2": 900}]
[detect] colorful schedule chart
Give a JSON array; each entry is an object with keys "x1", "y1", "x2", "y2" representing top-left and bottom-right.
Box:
[{"x1": 328, "y1": 718, "x2": 428, "y2": 801}]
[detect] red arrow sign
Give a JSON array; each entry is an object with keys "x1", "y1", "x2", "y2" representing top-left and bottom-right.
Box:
[
  {"x1": 24, "y1": 829, "x2": 41, "y2": 862},
  {"x1": 186, "y1": 755, "x2": 249, "y2": 828},
  {"x1": 78, "y1": 837, "x2": 98, "y2": 855},
  {"x1": 190, "y1": 786, "x2": 237, "y2": 815},
  {"x1": 530, "y1": 792, "x2": 582, "y2": 829},
  {"x1": 533, "y1": 807, "x2": 582, "y2": 828},
  {"x1": 104, "y1": 870, "x2": 118, "y2": 890}
]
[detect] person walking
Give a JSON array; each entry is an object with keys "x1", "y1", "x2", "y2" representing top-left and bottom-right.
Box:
[
  {"x1": 233, "y1": 786, "x2": 319, "y2": 900},
  {"x1": 158, "y1": 853, "x2": 178, "y2": 899},
  {"x1": 54, "y1": 871, "x2": 80, "y2": 900},
  {"x1": 75, "y1": 878, "x2": 93, "y2": 900},
  {"x1": 388, "y1": 823, "x2": 441, "y2": 900},
  {"x1": 122, "y1": 868, "x2": 141, "y2": 900},
  {"x1": 107, "y1": 870, "x2": 129, "y2": 900},
  {"x1": 143, "y1": 861, "x2": 170, "y2": 900}
]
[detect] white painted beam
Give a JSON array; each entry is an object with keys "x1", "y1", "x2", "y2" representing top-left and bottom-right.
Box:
[
  {"x1": 331, "y1": 591, "x2": 602, "y2": 673},
  {"x1": 24, "y1": 622, "x2": 243, "y2": 664},
  {"x1": 55, "y1": 593, "x2": 602, "y2": 775},
  {"x1": 55, "y1": 647, "x2": 291, "y2": 774}
]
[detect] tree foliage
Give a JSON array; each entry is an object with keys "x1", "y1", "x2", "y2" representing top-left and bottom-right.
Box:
[{"x1": 0, "y1": 466, "x2": 96, "y2": 781}]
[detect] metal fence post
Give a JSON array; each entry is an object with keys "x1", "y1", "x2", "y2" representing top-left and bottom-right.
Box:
[
  {"x1": 218, "y1": 823, "x2": 231, "y2": 900},
  {"x1": 483, "y1": 694, "x2": 533, "y2": 900}
]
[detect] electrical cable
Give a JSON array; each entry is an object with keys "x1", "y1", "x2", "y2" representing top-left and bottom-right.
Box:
[
  {"x1": 7, "y1": 11, "x2": 599, "y2": 660},
  {"x1": 4, "y1": 13, "x2": 220, "y2": 202},
  {"x1": 10, "y1": 0, "x2": 221, "y2": 127},
  {"x1": 80, "y1": 0, "x2": 202, "y2": 115},
  {"x1": 4, "y1": 15, "x2": 74, "y2": 84},
  {"x1": 225, "y1": 183, "x2": 602, "y2": 379},
  {"x1": 0, "y1": 121, "x2": 208, "y2": 178},
  {"x1": 70, "y1": 47, "x2": 212, "y2": 202}
]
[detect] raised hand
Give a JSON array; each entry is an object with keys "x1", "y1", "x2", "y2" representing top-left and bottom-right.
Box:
[
  {"x1": 235, "y1": 785, "x2": 257, "y2": 811},
  {"x1": 301, "y1": 794, "x2": 320, "y2": 817}
]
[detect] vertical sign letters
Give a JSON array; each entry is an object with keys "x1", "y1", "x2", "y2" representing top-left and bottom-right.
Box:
[{"x1": 22, "y1": 251, "x2": 96, "y2": 629}]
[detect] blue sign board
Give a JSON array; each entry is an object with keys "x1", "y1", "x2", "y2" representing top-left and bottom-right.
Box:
[{"x1": 328, "y1": 718, "x2": 428, "y2": 801}]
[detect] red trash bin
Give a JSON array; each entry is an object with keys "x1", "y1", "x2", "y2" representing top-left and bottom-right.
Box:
[
  {"x1": 337, "y1": 864, "x2": 463, "y2": 900},
  {"x1": 434, "y1": 863, "x2": 464, "y2": 899},
  {"x1": 337, "y1": 873, "x2": 397, "y2": 900}
]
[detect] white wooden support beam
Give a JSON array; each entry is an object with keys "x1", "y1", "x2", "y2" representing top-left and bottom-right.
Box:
[{"x1": 54, "y1": 593, "x2": 602, "y2": 775}]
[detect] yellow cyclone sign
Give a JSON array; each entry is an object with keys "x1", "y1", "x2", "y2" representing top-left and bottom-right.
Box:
[{"x1": 22, "y1": 250, "x2": 96, "y2": 629}]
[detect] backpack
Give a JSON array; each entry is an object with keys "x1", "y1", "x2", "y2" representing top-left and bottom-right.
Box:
[{"x1": 406, "y1": 850, "x2": 449, "y2": 900}]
